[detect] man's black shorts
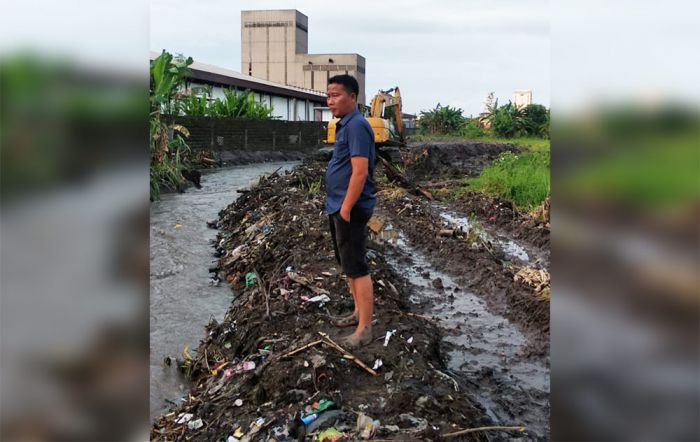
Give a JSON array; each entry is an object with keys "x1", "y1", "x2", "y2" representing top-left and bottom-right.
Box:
[{"x1": 328, "y1": 206, "x2": 373, "y2": 278}]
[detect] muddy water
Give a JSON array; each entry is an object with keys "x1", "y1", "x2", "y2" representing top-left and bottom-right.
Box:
[
  {"x1": 375, "y1": 218, "x2": 550, "y2": 439},
  {"x1": 149, "y1": 161, "x2": 299, "y2": 420},
  {"x1": 436, "y1": 208, "x2": 530, "y2": 262}
]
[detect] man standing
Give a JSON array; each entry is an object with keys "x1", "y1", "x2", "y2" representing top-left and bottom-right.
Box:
[{"x1": 325, "y1": 75, "x2": 376, "y2": 349}]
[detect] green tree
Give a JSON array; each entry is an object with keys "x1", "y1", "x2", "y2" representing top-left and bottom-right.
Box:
[
  {"x1": 491, "y1": 102, "x2": 525, "y2": 138},
  {"x1": 521, "y1": 104, "x2": 549, "y2": 138},
  {"x1": 418, "y1": 103, "x2": 465, "y2": 135},
  {"x1": 150, "y1": 50, "x2": 193, "y2": 199}
]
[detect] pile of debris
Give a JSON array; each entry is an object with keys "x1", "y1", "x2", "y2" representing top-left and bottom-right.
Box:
[
  {"x1": 402, "y1": 141, "x2": 519, "y2": 182},
  {"x1": 151, "y1": 162, "x2": 498, "y2": 441}
]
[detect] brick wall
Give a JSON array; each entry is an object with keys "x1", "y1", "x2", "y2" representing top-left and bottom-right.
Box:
[{"x1": 168, "y1": 117, "x2": 328, "y2": 152}]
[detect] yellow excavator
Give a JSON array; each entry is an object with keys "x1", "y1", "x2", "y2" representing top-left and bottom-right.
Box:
[
  {"x1": 326, "y1": 87, "x2": 405, "y2": 147},
  {"x1": 324, "y1": 87, "x2": 431, "y2": 197}
]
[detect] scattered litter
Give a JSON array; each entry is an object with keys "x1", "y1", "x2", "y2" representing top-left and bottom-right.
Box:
[
  {"x1": 310, "y1": 353, "x2": 326, "y2": 368},
  {"x1": 318, "y1": 427, "x2": 345, "y2": 442},
  {"x1": 175, "y1": 413, "x2": 193, "y2": 424},
  {"x1": 398, "y1": 413, "x2": 428, "y2": 433},
  {"x1": 187, "y1": 418, "x2": 203, "y2": 430},
  {"x1": 174, "y1": 224, "x2": 182, "y2": 229},
  {"x1": 245, "y1": 272, "x2": 257, "y2": 287},
  {"x1": 514, "y1": 266, "x2": 550, "y2": 293},
  {"x1": 233, "y1": 427, "x2": 244, "y2": 438},
  {"x1": 356, "y1": 413, "x2": 380, "y2": 439},
  {"x1": 210, "y1": 361, "x2": 228, "y2": 376},
  {"x1": 384, "y1": 424, "x2": 400, "y2": 433},
  {"x1": 234, "y1": 398, "x2": 243, "y2": 407},
  {"x1": 271, "y1": 426, "x2": 289, "y2": 439},
  {"x1": 383, "y1": 329, "x2": 397, "y2": 347},
  {"x1": 287, "y1": 271, "x2": 331, "y2": 296},
  {"x1": 372, "y1": 359, "x2": 383, "y2": 370},
  {"x1": 407, "y1": 336, "x2": 414, "y2": 344},
  {"x1": 224, "y1": 342, "x2": 232, "y2": 349},
  {"x1": 368, "y1": 216, "x2": 385, "y2": 233},
  {"x1": 305, "y1": 410, "x2": 342, "y2": 433},
  {"x1": 226, "y1": 436, "x2": 239, "y2": 442},
  {"x1": 306, "y1": 294, "x2": 331, "y2": 304},
  {"x1": 233, "y1": 361, "x2": 256, "y2": 373}
]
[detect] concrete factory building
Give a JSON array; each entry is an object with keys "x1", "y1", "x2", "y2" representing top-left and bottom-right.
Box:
[{"x1": 241, "y1": 9, "x2": 367, "y2": 104}]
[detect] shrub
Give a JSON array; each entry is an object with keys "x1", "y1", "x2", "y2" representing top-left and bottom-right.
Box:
[
  {"x1": 460, "y1": 118, "x2": 486, "y2": 138},
  {"x1": 467, "y1": 150, "x2": 550, "y2": 209},
  {"x1": 418, "y1": 103, "x2": 465, "y2": 135},
  {"x1": 521, "y1": 104, "x2": 549, "y2": 138},
  {"x1": 491, "y1": 102, "x2": 524, "y2": 138}
]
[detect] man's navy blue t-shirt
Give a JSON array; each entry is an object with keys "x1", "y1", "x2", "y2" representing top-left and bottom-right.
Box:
[{"x1": 325, "y1": 108, "x2": 376, "y2": 215}]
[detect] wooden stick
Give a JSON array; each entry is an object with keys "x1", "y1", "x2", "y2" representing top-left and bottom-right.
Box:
[
  {"x1": 279, "y1": 339, "x2": 323, "y2": 359},
  {"x1": 287, "y1": 271, "x2": 330, "y2": 296},
  {"x1": 388, "y1": 310, "x2": 439, "y2": 323},
  {"x1": 253, "y1": 268, "x2": 270, "y2": 319},
  {"x1": 318, "y1": 332, "x2": 378, "y2": 377},
  {"x1": 442, "y1": 425, "x2": 526, "y2": 438}
]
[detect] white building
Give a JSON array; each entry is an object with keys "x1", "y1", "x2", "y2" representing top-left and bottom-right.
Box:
[
  {"x1": 150, "y1": 51, "x2": 330, "y2": 121},
  {"x1": 513, "y1": 90, "x2": 533, "y2": 109}
]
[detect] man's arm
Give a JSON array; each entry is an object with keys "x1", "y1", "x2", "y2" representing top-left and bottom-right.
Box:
[{"x1": 340, "y1": 155, "x2": 369, "y2": 222}]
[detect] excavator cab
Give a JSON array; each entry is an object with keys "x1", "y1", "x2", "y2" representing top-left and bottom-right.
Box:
[{"x1": 325, "y1": 87, "x2": 405, "y2": 147}]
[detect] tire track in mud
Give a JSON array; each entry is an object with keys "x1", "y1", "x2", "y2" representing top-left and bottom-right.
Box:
[{"x1": 373, "y1": 208, "x2": 550, "y2": 440}]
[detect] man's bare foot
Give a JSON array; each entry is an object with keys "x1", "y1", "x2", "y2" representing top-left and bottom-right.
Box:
[
  {"x1": 338, "y1": 326, "x2": 372, "y2": 349},
  {"x1": 331, "y1": 313, "x2": 359, "y2": 328}
]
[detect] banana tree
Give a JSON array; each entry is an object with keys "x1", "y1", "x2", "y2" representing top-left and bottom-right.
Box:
[{"x1": 149, "y1": 50, "x2": 193, "y2": 199}]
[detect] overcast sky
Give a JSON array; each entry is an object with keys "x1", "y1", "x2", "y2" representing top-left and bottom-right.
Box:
[{"x1": 150, "y1": 0, "x2": 550, "y2": 115}]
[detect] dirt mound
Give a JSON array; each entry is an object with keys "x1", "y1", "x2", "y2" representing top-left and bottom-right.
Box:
[
  {"x1": 151, "y1": 162, "x2": 495, "y2": 441},
  {"x1": 377, "y1": 190, "x2": 550, "y2": 351},
  {"x1": 449, "y1": 191, "x2": 550, "y2": 251},
  {"x1": 402, "y1": 141, "x2": 519, "y2": 182}
]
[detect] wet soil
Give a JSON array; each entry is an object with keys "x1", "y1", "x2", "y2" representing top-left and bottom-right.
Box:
[
  {"x1": 151, "y1": 141, "x2": 550, "y2": 441},
  {"x1": 402, "y1": 141, "x2": 519, "y2": 182},
  {"x1": 150, "y1": 162, "x2": 300, "y2": 420}
]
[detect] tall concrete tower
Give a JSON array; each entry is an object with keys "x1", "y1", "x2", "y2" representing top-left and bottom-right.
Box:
[
  {"x1": 241, "y1": 9, "x2": 366, "y2": 104},
  {"x1": 241, "y1": 10, "x2": 307, "y2": 86}
]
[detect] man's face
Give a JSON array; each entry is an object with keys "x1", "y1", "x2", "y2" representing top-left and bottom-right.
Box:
[{"x1": 327, "y1": 83, "x2": 356, "y2": 118}]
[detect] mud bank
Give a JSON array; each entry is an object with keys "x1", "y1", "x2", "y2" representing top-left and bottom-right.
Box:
[
  {"x1": 403, "y1": 141, "x2": 519, "y2": 182},
  {"x1": 152, "y1": 143, "x2": 550, "y2": 441}
]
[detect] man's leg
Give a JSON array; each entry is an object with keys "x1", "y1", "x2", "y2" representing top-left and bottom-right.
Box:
[
  {"x1": 332, "y1": 279, "x2": 359, "y2": 327},
  {"x1": 340, "y1": 274, "x2": 373, "y2": 347},
  {"x1": 330, "y1": 214, "x2": 359, "y2": 327}
]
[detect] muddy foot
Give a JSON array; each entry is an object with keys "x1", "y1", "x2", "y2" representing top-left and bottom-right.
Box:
[
  {"x1": 338, "y1": 327, "x2": 373, "y2": 349},
  {"x1": 331, "y1": 313, "x2": 359, "y2": 328}
]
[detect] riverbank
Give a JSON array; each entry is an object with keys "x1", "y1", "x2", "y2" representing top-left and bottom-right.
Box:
[{"x1": 151, "y1": 141, "x2": 550, "y2": 441}]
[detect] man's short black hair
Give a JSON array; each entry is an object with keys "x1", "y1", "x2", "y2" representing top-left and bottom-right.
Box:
[{"x1": 328, "y1": 74, "x2": 359, "y2": 98}]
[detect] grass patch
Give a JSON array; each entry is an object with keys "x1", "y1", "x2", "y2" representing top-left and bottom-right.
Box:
[
  {"x1": 406, "y1": 134, "x2": 551, "y2": 209},
  {"x1": 463, "y1": 138, "x2": 550, "y2": 209},
  {"x1": 480, "y1": 136, "x2": 550, "y2": 152}
]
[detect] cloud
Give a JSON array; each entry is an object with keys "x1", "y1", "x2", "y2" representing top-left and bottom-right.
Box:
[{"x1": 150, "y1": 0, "x2": 550, "y2": 114}]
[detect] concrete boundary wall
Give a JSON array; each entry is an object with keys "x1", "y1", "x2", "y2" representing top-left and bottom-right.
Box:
[{"x1": 169, "y1": 117, "x2": 328, "y2": 152}]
